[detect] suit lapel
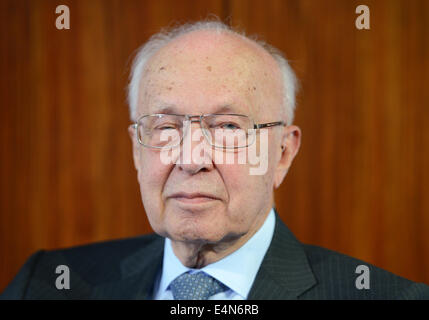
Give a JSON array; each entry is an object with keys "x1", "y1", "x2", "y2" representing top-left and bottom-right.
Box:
[
  {"x1": 248, "y1": 211, "x2": 317, "y2": 299},
  {"x1": 91, "y1": 236, "x2": 165, "y2": 299},
  {"x1": 89, "y1": 211, "x2": 315, "y2": 300}
]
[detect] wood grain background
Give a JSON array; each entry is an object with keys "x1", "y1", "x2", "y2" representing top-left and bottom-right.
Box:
[{"x1": 1, "y1": 0, "x2": 428, "y2": 292}]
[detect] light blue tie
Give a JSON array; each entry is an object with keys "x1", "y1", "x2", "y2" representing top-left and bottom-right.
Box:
[{"x1": 170, "y1": 271, "x2": 227, "y2": 300}]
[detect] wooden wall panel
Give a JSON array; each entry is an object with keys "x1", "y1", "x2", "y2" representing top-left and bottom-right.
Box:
[
  {"x1": 1, "y1": 0, "x2": 427, "y2": 291},
  {"x1": 229, "y1": 0, "x2": 429, "y2": 283},
  {"x1": 0, "y1": 0, "x2": 225, "y2": 292}
]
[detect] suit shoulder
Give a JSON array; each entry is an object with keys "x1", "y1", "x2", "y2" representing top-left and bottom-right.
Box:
[
  {"x1": 300, "y1": 244, "x2": 429, "y2": 299},
  {"x1": 0, "y1": 250, "x2": 45, "y2": 299},
  {"x1": 41, "y1": 233, "x2": 163, "y2": 278},
  {"x1": 53, "y1": 233, "x2": 163, "y2": 259},
  {"x1": 1, "y1": 233, "x2": 164, "y2": 299},
  {"x1": 302, "y1": 243, "x2": 411, "y2": 283}
]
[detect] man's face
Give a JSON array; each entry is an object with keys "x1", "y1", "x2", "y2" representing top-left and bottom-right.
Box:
[{"x1": 130, "y1": 31, "x2": 292, "y2": 246}]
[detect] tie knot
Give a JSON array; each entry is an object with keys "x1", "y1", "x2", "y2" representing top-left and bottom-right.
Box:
[{"x1": 170, "y1": 271, "x2": 227, "y2": 300}]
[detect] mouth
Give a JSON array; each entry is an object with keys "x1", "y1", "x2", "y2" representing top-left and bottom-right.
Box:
[{"x1": 168, "y1": 192, "x2": 220, "y2": 204}]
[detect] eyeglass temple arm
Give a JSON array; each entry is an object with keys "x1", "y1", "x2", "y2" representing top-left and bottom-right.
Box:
[{"x1": 254, "y1": 121, "x2": 286, "y2": 129}]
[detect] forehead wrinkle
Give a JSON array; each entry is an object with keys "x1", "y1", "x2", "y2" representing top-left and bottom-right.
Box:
[{"x1": 139, "y1": 30, "x2": 283, "y2": 122}]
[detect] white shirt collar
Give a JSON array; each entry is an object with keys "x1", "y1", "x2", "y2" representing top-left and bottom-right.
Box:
[{"x1": 157, "y1": 208, "x2": 276, "y2": 299}]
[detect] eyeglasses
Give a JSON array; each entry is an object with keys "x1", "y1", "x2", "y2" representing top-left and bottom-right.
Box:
[{"x1": 131, "y1": 113, "x2": 286, "y2": 149}]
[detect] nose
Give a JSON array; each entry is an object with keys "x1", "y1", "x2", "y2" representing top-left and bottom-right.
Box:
[{"x1": 176, "y1": 120, "x2": 214, "y2": 174}]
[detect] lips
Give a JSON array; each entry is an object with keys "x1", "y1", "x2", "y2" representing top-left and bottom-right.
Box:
[{"x1": 168, "y1": 192, "x2": 220, "y2": 203}]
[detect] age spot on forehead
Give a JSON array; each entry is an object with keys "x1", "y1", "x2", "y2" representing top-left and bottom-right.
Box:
[{"x1": 207, "y1": 66, "x2": 212, "y2": 72}]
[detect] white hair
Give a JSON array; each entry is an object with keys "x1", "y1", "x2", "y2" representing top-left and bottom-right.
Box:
[{"x1": 127, "y1": 20, "x2": 298, "y2": 125}]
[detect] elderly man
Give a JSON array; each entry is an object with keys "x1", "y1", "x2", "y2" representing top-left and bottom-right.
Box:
[{"x1": 2, "y1": 20, "x2": 429, "y2": 300}]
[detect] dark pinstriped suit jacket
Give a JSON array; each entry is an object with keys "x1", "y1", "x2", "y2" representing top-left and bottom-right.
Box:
[{"x1": 2, "y1": 213, "x2": 429, "y2": 299}]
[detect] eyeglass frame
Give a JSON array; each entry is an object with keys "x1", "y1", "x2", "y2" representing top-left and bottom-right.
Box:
[{"x1": 131, "y1": 113, "x2": 286, "y2": 149}]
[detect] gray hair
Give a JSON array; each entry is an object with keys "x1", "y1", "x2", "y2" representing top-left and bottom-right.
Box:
[{"x1": 127, "y1": 20, "x2": 298, "y2": 125}]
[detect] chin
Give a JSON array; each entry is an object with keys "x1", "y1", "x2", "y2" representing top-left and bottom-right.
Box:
[{"x1": 168, "y1": 223, "x2": 227, "y2": 244}]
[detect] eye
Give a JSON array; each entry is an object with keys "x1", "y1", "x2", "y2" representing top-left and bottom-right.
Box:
[
  {"x1": 216, "y1": 123, "x2": 240, "y2": 130},
  {"x1": 157, "y1": 126, "x2": 176, "y2": 130},
  {"x1": 155, "y1": 123, "x2": 179, "y2": 130}
]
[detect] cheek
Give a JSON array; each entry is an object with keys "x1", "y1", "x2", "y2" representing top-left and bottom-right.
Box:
[
  {"x1": 218, "y1": 162, "x2": 266, "y2": 210},
  {"x1": 217, "y1": 147, "x2": 274, "y2": 196},
  {"x1": 217, "y1": 163, "x2": 247, "y2": 192},
  {"x1": 138, "y1": 152, "x2": 164, "y2": 184},
  {"x1": 136, "y1": 152, "x2": 170, "y2": 212},
  {"x1": 218, "y1": 156, "x2": 274, "y2": 223}
]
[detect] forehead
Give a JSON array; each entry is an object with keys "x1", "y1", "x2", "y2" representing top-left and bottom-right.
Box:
[{"x1": 138, "y1": 30, "x2": 283, "y2": 118}]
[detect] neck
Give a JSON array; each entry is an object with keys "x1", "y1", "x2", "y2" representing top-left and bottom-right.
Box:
[{"x1": 170, "y1": 208, "x2": 271, "y2": 268}]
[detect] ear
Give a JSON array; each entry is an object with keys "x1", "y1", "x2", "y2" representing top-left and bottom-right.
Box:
[
  {"x1": 128, "y1": 125, "x2": 141, "y2": 172},
  {"x1": 273, "y1": 125, "x2": 301, "y2": 189}
]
